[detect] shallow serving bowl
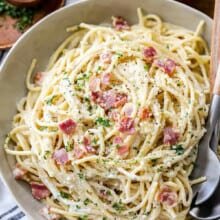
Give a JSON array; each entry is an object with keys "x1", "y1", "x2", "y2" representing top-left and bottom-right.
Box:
[{"x1": 0, "y1": 0, "x2": 212, "y2": 219}]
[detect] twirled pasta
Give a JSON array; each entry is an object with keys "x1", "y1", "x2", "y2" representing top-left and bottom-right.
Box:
[{"x1": 5, "y1": 9, "x2": 210, "y2": 220}]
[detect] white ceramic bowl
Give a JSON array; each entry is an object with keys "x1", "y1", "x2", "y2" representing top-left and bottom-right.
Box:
[{"x1": 0, "y1": 0, "x2": 212, "y2": 219}]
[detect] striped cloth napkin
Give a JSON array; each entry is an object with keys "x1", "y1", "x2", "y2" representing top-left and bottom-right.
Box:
[{"x1": 0, "y1": 1, "x2": 76, "y2": 219}]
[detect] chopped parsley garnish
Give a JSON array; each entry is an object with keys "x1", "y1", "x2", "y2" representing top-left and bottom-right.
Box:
[
  {"x1": 92, "y1": 138, "x2": 98, "y2": 145},
  {"x1": 115, "y1": 52, "x2": 123, "y2": 58},
  {"x1": 78, "y1": 216, "x2": 88, "y2": 220},
  {"x1": 60, "y1": 191, "x2": 71, "y2": 199},
  {"x1": 65, "y1": 141, "x2": 74, "y2": 152},
  {"x1": 151, "y1": 158, "x2": 157, "y2": 165},
  {"x1": 144, "y1": 64, "x2": 150, "y2": 71},
  {"x1": 77, "y1": 72, "x2": 91, "y2": 81},
  {"x1": 84, "y1": 97, "x2": 90, "y2": 102},
  {"x1": 112, "y1": 200, "x2": 125, "y2": 212},
  {"x1": 75, "y1": 72, "x2": 91, "y2": 90},
  {"x1": 77, "y1": 172, "x2": 85, "y2": 179},
  {"x1": 102, "y1": 217, "x2": 108, "y2": 220},
  {"x1": 97, "y1": 66, "x2": 102, "y2": 72},
  {"x1": 0, "y1": 0, "x2": 35, "y2": 32},
  {"x1": 46, "y1": 95, "x2": 57, "y2": 105},
  {"x1": 106, "y1": 190, "x2": 112, "y2": 195},
  {"x1": 177, "y1": 82, "x2": 181, "y2": 87},
  {"x1": 171, "y1": 144, "x2": 184, "y2": 155},
  {"x1": 43, "y1": 150, "x2": 51, "y2": 159},
  {"x1": 96, "y1": 117, "x2": 111, "y2": 127},
  {"x1": 76, "y1": 205, "x2": 81, "y2": 209},
  {"x1": 39, "y1": 126, "x2": 47, "y2": 131},
  {"x1": 83, "y1": 198, "x2": 91, "y2": 206}
]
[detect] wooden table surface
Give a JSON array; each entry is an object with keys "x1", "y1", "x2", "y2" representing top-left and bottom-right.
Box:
[{"x1": 177, "y1": 0, "x2": 215, "y2": 17}]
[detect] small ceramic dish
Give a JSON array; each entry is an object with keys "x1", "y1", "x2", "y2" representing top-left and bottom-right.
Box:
[{"x1": 0, "y1": 0, "x2": 65, "y2": 50}]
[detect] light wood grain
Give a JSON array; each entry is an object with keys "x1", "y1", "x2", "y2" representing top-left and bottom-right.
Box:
[
  {"x1": 211, "y1": 0, "x2": 220, "y2": 92},
  {"x1": 213, "y1": 65, "x2": 220, "y2": 95}
]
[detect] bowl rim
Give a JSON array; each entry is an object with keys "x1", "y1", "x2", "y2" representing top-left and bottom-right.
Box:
[{"x1": 0, "y1": 0, "x2": 213, "y2": 219}]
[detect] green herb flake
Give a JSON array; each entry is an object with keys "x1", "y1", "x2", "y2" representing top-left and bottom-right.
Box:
[
  {"x1": 46, "y1": 95, "x2": 57, "y2": 105},
  {"x1": 97, "y1": 66, "x2": 102, "y2": 72},
  {"x1": 115, "y1": 52, "x2": 123, "y2": 58},
  {"x1": 102, "y1": 217, "x2": 108, "y2": 220},
  {"x1": 144, "y1": 64, "x2": 150, "y2": 71},
  {"x1": 77, "y1": 172, "x2": 85, "y2": 180},
  {"x1": 92, "y1": 138, "x2": 98, "y2": 145},
  {"x1": 77, "y1": 73, "x2": 90, "y2": 81},
  {"x1": 76, "y1": 204, "x2": 81, "y2": 209},
  {"x1": 177, "y1": 82, "x2": 181, "y2": 87},
  {"x1": 84, "y1": 97, "x2": 90, "y2": 102},
  {"x1": 83, "y1": 198, "x2": 91, "y2": 206},
  {"x1": 112, "y1": 200, "x2": 125, "y2": 213},
  {"x1": 171, "y1": 144, "x2": 184, "y2": 155},
  {"x1": 43, "y1": 150, "x2": 51, "y2": 159},
  {"x1": 95, "y1": 117, "x2": 111, "y2": 127},
  {"x1": 65, "y1": 141, "x2": 74, "y2": 152},
  {"x1": 78, "y1": 216, "x2": 88, "y2": 220},
  {"x1": 60, "y1": 191, "x2": 70, "y2": 199},
  {"x1": 151, "y1": 158, "x2": 157, "y2": 165},
  {"x1": 106, "y1": 190, "x2": 112, "y2": 196},
  {"x1": 39, "y1": 126, "x2": 47, "y2": 131}
]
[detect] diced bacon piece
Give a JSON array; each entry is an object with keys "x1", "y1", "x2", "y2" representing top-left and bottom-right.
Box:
[
  {"x1": 113, "y1": 136, "x2": 123, "y2": 145},
  {"x1": 34, "y1": 72, "x2": 45, "y2": 86},
  {"x1": 100, "y1": 52, "x2": 112, "y2": 64},
  {"x1": 108, "y1": 110, "x2": 120, "y2": 122},
  {"x1": 83, "y1": 136, "x2": 90, "y2": 146},
  {"x1": 53, "y1": 148, "x2": 69, "y2": 165},
  {"x1": 143, "y1": 47, "x2": 157, "y2": 63},
  {"x1": 59, "y1": 119, "x2": 76, "y2": 135},
  {"x1": 119, "y1": 117, "x2": 135, "y2": 134},
  {"x1": 158, "y1": 186, "x2": 178, "y2": 207},
  {"x1": 13, "y1": 163, "x2": 27, "y2": 180},
  {"x1": 123, "y1": 103, "x2": 134, "y2": 117},
  {"x1": 101, "y1": 73, "x2": 112, "y2": 88},
  {"x1": 74, "y1": 146, "x2": 86, "y2": 159},
  {"x1": 91, "y1": 90, "x2": 127, "y2": 111},
  {"x1": 85, "y1": 145, "x2": 96, "y2": 154},
  {"x1": 89, "y1": 76, "x2": 101, "y2": 92},
  {"x1": 163, "y1": 127, "x2": 179, "y2": 145},
  {"x1": 155, "y1": 58, "x2": 177, "y2": 76},
  {"x1": 139, "y1": 107, "x2": 151, "y2": 120},
  {"x1": 100, "y1": 90, "x2": 117, "y2": 110},
  {"x1": 40, "y1": 206, "x2": 61, "y2": 220},
  {"x1": 83, "y1": 137, "x2": 96, "y2": 154},
  {"x1": 31, "y1": 182, "x2": 50, "y2": 200},
  {"x1": 117, "y1": 145, "x2": 129, "y2": 157},
  {"x1": 91, "y1": 91, "x2": 101, "y2": 102},
  {"x1": 112, "y1": 16, "x2": 130, "y2": 31},
  {"x1": 114, "y1": 93, "x2": 128, "y2": 108}
]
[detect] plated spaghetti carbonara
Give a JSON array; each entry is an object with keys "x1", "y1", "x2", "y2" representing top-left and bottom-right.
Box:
[{"x1": 4, "y1": 9, "x2": 210, "y2": 220}]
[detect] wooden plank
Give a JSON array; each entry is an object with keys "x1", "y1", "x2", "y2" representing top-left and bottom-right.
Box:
[{"x1": 177, "y1": 0, "x2": 214, "y2": 17}]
